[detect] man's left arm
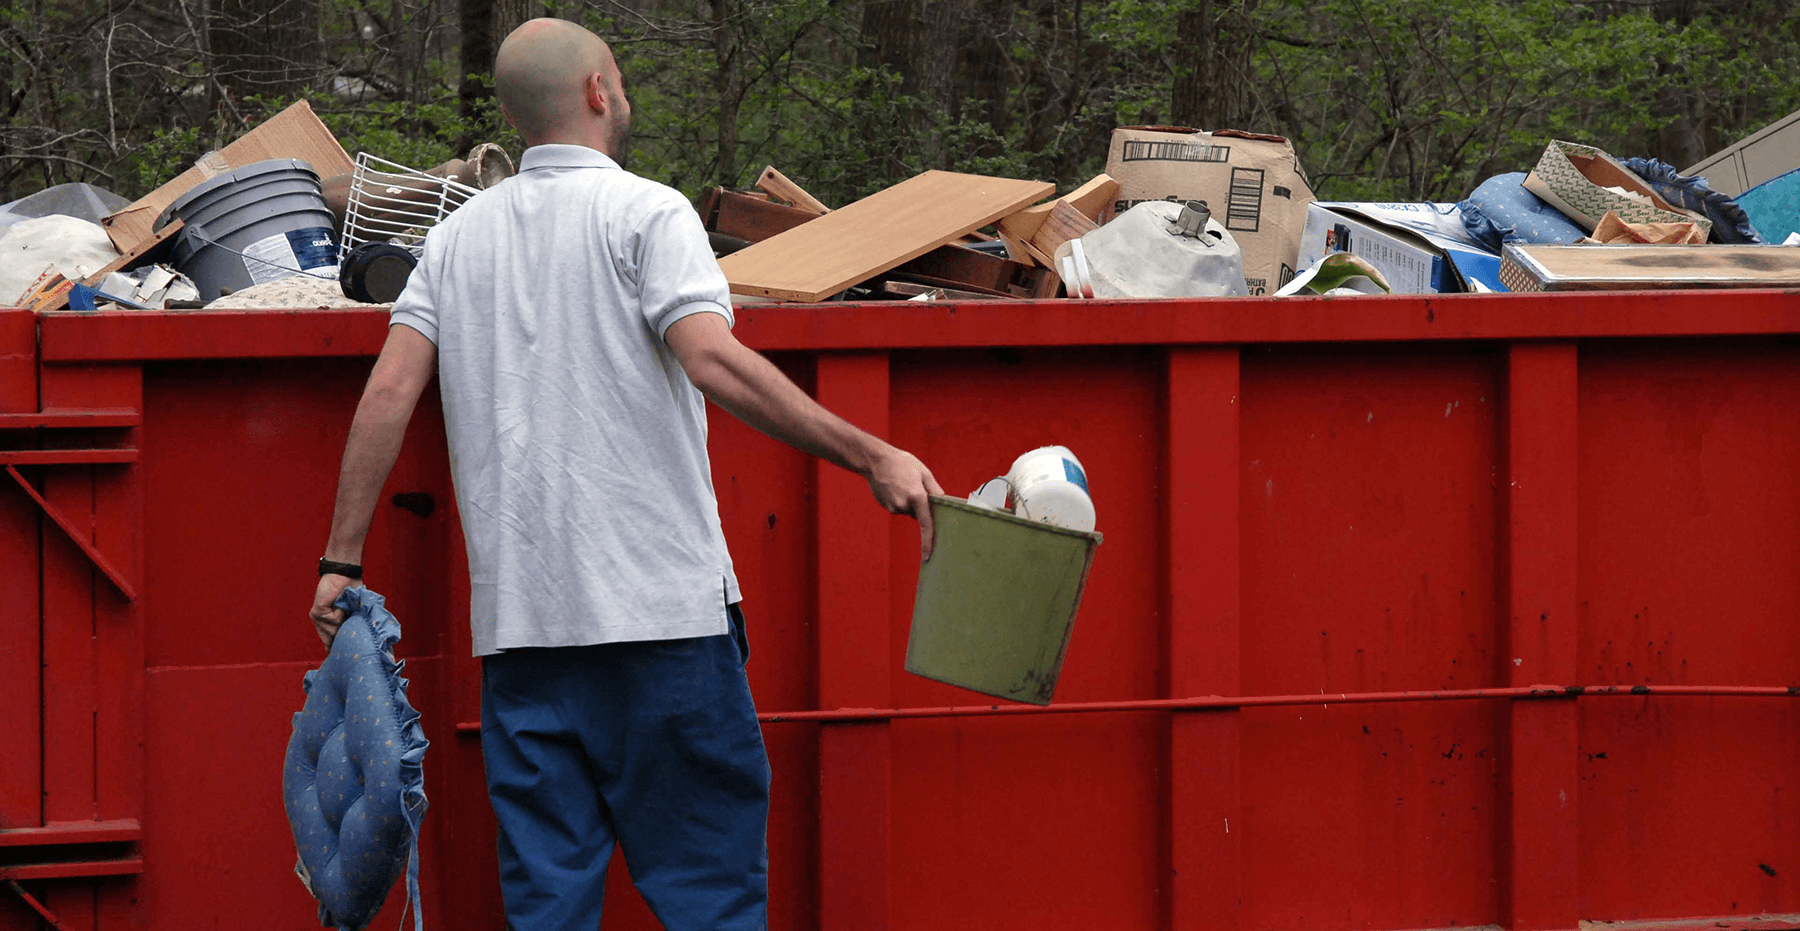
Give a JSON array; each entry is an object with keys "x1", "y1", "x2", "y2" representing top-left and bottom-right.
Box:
[{"x1": 309, "y1": 323, "x2": 438, "y2": 646}]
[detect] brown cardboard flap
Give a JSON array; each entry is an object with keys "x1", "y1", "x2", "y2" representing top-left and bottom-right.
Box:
[
  {"x1": 102, "y1": 101, "x2": 354, "y2": 253},
  {"x1": 1117, "y1": 126, "x2": 1294, "y2": 144}
]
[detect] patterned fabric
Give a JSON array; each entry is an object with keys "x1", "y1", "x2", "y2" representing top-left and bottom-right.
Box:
[
  {"x1": 1458, "y1": 172, "x2": 1587, "y2": 252},
  {"x1": 1622, "y1": 157, "x2": 1764, "y2": 244},
  {"x1": 284, "y1": 587, "x2": 428, "y2": 931}
]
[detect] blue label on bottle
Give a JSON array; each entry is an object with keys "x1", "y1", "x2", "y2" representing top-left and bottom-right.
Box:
[
  {"x1": 286, "y1": 227, "x2": 338, "y2": 271},
  {"x1": 1063, "y1": 458, "x2": 1089, "y2": 493}
]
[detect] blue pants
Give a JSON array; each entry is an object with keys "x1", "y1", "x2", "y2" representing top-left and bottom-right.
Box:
[{"x1": 480, "y1": 604, "x2": 770, "y2": 930}]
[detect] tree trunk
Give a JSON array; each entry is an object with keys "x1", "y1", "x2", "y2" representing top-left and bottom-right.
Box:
[
  {"x1": 713, "y1": 0, "x2": 740, "y2": 186},
  {"x1": 858, "y1": 0, "x2": 924, "y2": 95},
  {"x1": 1170, "y1": 0, "x2": 1255, "y2": 131},
  {"x1": 960, "y1": 3, "x2": 1009, "y2": 137},
  {"x1": 458, "y1": 0, "x2": 496, "y2": 150}
]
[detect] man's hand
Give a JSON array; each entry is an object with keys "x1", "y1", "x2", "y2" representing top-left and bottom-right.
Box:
[
  {"x1": 310, "y1": 574, "x2": 362, "y2": 648},
  {"x1": 865, "y1": 446, "x2": 944, "y2": 560}
]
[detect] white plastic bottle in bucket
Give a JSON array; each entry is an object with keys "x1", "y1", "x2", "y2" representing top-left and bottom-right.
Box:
[{"x1": 1006, "y1": 445, "x2": 1096, "y2": 532}]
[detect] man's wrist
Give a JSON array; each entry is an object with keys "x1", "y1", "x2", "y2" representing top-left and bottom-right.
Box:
[{"x1": 318, "y1": 557, "x2": 364, "y2": 579}]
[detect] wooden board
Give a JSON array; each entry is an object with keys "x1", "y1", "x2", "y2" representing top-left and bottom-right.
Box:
[
  {"x1": 709, "y1": 189, "x2": 819, "y2": 242},
  {"x1": 996, "y1": 173, "x2": 1118, "y2": 265},
  {"x1": 1030, "y1": 201, "x2": 1099, "y2": 260},
  {"x1": 755, "y1": 166, "x2": 830, "y2": 215},
  {"x1": 717, "y1": 171, "x2": 1053, "y2": 302},
  {"x1": 1499, "y1": 243, "x2": 1800, "y2": 292}
]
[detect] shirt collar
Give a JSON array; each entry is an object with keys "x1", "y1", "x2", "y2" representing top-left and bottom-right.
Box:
[{"x1": 519, "y1": 144, "x2": 621, "y2": 172}]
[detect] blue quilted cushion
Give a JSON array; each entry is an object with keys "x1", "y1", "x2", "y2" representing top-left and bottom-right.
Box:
[
  {"x1": 1457, "y1": 172, "x2": 1588, "y2": 251},
  {"x1": 284, "y1": 587, "x2": 428, "y2": 931}
]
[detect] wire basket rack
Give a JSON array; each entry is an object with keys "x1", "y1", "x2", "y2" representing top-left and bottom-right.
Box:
[{"x1": 339, "y1": 152, "x2": 482, "y2": 261}]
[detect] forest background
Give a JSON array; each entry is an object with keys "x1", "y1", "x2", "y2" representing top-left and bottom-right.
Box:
[{"x1": 4, "y1": 0, "x2": 1799, "y2": 209}]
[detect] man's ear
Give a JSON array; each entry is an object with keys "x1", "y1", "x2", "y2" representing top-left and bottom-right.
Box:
[
  {"x1": 585, "y1": 72, "x2": 609, "y2": 117},
  {"x1": 499, "y1": 100, "x2": 519, "y2": 131}
]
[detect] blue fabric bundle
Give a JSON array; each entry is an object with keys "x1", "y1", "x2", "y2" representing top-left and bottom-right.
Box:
[
  {"x1": 284, "y1": 587, "x2": 428, "y2": 931},
  {"x1": 1457, "y1": 172, "x2": 1588, "y2": 251},
  {"x1": 1620, "y1": 157, "x2": 1764, "y2": 243}
]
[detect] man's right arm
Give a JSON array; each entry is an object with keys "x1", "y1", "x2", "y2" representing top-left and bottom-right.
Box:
[{"x1": 663, "y1": 311, "x2": 944, "y2": 559}]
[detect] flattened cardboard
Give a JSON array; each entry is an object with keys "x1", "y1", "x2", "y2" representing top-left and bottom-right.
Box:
[
  {"x1": 1104, "y1": 126, "x2": 1314, "y2": 295},
  {"x1": 103, "y1": 101, "x2": 355, "y2": 253},
  {"x1": 1498, "y1": 242, "x2": 1800, "y2": 292},
  {"x1": 1297, "y1": 203, "x2": 1507, "y2": 294},
  {"x1": 717, "y1": 171, "x2": 1052, "y2": 302}
]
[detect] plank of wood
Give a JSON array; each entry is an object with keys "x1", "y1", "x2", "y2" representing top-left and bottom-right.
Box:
[
  {"x1": 891, "y1": 244, "x2": 1027, "y2": 294},
  {"x1": 1499, "y1": 243, "x2": 1800, "y2": 292},
  {"x1": 755, "y1": 166, "x2": 831, "y2": 215},
  {"x1": 718, "y1": 171, "x2": 1053, "y2": 302},
  {"x1": 995, "y1": 173, "x2": 1119, "y2": 265},
  {"x1": 82, "y1": 221, "x2": 183, "y2": 287},
  {"x1": 1029, "y1": 201, "x2": 1098, "y2": 260},
  {"x1": 707, "y1": 194, "x2": 1050, "y2": 296},
  {"x1": 709, "y1": 190, "x2": 818, "y2": 243}
]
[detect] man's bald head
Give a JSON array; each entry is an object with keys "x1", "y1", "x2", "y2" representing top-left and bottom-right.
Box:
[{"x1": 495, "y1": 19, "x2": 629, "y2": 152}]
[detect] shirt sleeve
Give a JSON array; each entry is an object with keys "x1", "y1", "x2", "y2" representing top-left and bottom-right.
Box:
[
  {"x1": 632, "y1": 191, "x2": 734, "y2": 338},
  {"x1": 388, "y1": 230, "x2": 441, "y2": 345}
]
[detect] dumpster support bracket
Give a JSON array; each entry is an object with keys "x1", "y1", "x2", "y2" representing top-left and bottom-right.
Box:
[
  {"x1": 5, "y1": 464, "x2": 137, "y2": 601},
  {"x1": 6, "y1": 880, "x2": 71, "y2": 931}
]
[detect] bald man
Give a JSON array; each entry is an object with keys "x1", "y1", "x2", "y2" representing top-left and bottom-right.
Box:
[{"x1": 309, "y1": 17, "x2": 941, "y2": 930}]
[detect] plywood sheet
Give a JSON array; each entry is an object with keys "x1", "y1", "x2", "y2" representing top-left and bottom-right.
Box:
[
  {"x1": 718, "y1": 171, "x2": 1053, "y2": 302},
  {"x1": 1499, "y1": 243, "x2": 1800, "y2": 292}
]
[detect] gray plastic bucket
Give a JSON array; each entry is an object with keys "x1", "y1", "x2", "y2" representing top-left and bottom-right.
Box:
[{"x1": 156, "y1": 158, "x2": 338, "y2": 301}]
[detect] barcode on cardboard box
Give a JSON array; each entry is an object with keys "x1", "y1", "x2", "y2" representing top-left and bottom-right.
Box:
[
  {"x1": 1121, "y1": 141, "x2": 1230, "y2": 163},
  {"x1": 1227, "y1": 167, "x2": 1263, "y2": 232}
]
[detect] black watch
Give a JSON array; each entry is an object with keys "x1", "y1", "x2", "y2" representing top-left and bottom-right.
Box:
[{"x1": 318, "y1": 557, "x2": 364, "y2": 579}]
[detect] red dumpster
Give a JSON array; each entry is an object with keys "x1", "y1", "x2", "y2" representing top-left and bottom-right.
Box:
[{"x1": 3, "y1": 291, "x2": 1800, "y2": 931}]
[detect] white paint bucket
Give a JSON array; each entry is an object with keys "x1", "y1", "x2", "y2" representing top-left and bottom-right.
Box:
[{"x1": 1005, "y1": 446, "x2": 1095, "y2": 532}]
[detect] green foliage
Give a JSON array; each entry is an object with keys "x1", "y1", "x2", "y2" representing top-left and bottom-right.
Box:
[
  {"x1": 131, "y1": 127, "x2": 206, "y2": 196},
  {"x1": 6, "y1": 0, "x2": 1799, "y2": 211}
]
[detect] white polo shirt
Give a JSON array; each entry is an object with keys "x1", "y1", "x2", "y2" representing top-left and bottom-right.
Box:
[{"x1": 390, "y1": 144, "x2": 740, "y2": 655}]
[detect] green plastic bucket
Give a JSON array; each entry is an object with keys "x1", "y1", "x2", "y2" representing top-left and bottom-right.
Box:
[{"x1": 905, "y1": 495, "x2": 1103, "y2": 706}]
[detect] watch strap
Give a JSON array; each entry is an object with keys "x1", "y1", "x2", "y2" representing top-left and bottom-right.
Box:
[{"x1": 318, "y1": 557, "x2": 364, "y2": 579}]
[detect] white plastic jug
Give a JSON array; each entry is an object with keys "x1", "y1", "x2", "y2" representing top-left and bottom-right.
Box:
[{"x1": 1005, "y1": 446, "x2": 1096, "y2": 532}]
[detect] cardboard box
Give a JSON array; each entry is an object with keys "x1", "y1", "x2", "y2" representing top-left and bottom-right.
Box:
[
  {"x1": 1104, "y1": 127, "x2": 1314, "y2": 295},
  {"x1": 103, "y1": 101, "x2": 355, "y2": 253},
  {"x1": 1499, "y1": 242, "x2": 1800, "y2": 292},
  {"x1": 1297, "y1": 203, "x2": 1506, "y2": 294},
  {"x1": 1522, "y1": 140, "x2": 1712, "y2": 238}
]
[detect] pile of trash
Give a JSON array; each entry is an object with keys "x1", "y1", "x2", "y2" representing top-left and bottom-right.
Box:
[
  {"x1": 6, "y1": 102, "x2": 1800, "y2": 312},
  {"x1": 5, "y1": 102, "x2": 513, "y2": 312},
  {"x1": 703, "y1": 124, "x2": 1800, "y2": 301}
]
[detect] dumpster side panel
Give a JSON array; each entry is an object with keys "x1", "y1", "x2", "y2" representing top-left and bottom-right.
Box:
[
  {"x1": 1237, "y1": 346, "x2": 1504, "y2": 930},
  {"x1": 883, "y1": 348, "x2": 1165, "y2": 929},
  {"x1": 0, "y1": 309, "x2": 41, "y2": 829},
  {"x1": 22, "y1": 299, "x2": 1800, "y2": 931},
  {"x1": 1576, "y1": 340, "x2": 1800, "y2": 917}
]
